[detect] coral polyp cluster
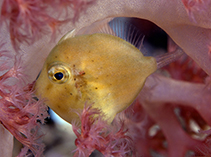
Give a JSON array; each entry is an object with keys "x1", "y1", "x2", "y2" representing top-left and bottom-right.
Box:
[
  {"x1": 0, "y1": 0, "x2": 96, "y2": 51},
  {"x1": 0, "y1": 45, "x2": 48, "y2": 156},
  {"x1": 72, "y1": 105, "x2": 134, "y2": 157}
]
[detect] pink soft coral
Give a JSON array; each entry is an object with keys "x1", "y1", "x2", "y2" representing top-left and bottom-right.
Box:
[
  {"x1": 72, "y1": 105, "x2": 134, "y2": 157},
  {"x1": 0, "y1": 0, "x2": 96, "y2": 51},
  {"x1": 181, "y1": 0, "x2": 210, "y2": 22},
  {"x1": 120, "y1": 53, "x2": 211, "y2": 156},
  {"x1": 0, "y1": 45, "x2": 49, "y2": 156}
]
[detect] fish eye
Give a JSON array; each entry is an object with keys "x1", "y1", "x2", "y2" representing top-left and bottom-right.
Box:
[
  {"x1": 48, "y1": 63, "x2": 70, "y2": 84},
  {"x1": 54, "y1": 72, "x2": 64, "y2": 80}
]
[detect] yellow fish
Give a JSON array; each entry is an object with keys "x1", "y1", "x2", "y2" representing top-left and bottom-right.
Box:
[{"x1": 35, "y1": 31, "x2": 157, "y2": 123}]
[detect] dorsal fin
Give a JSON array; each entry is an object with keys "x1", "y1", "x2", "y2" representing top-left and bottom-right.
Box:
[
  {"x1": 106, "y1": 18, "x2": 144, "y2": 51},
  {"x1": 91, "y1": 18, "x2": 145, "y2": 52},
  {"x1": 57, "y1": 29, "x2": 77, "y2": 44},
  {"x1": 73, "y1": 18, "x2": 145, "y2": 52}
]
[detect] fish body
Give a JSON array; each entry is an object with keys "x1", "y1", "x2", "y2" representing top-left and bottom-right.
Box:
[{"x1": 35, "y1": 33, "x2": 157, "y2": 123}]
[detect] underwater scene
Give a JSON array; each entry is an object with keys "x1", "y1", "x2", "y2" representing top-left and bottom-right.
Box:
[{"x1": 0, "y1": 0, "x2": 211, "y2": 157}]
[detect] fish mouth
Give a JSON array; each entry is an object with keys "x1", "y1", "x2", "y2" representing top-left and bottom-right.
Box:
[{"x1": 36, "y1": 71, "x2": 41, "y2": 80}]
